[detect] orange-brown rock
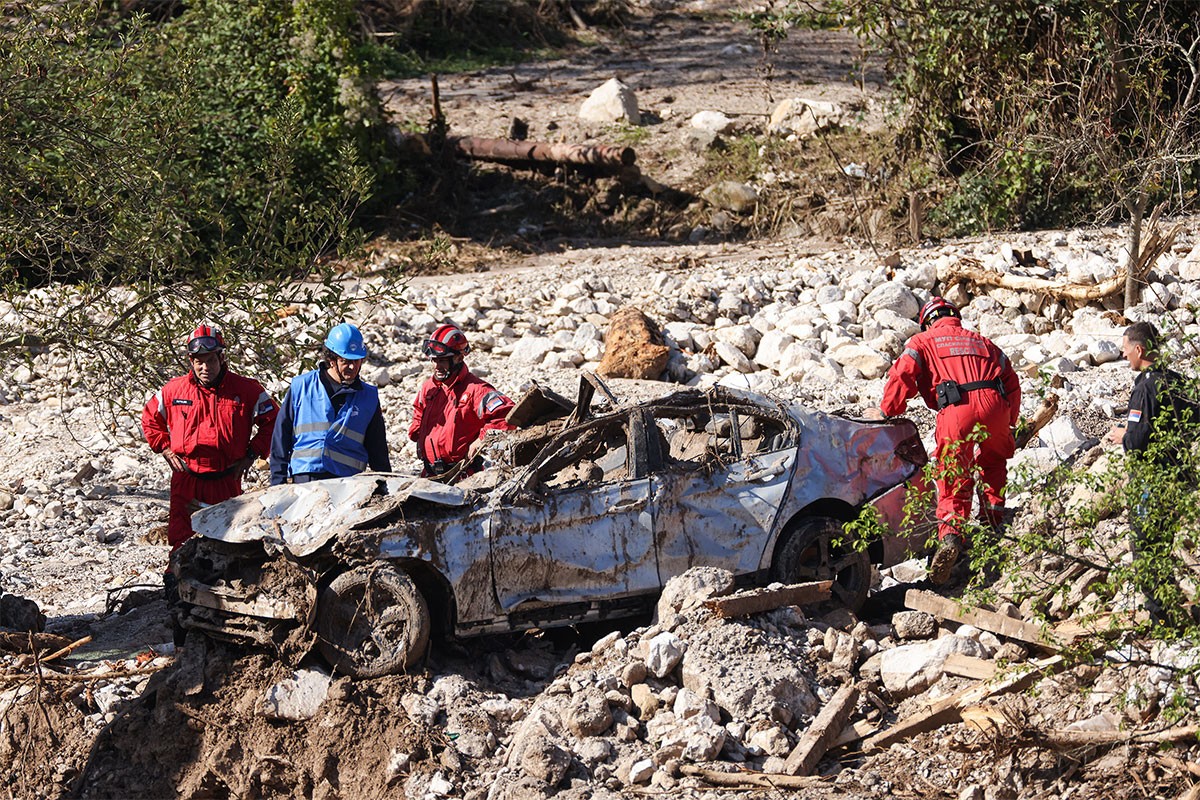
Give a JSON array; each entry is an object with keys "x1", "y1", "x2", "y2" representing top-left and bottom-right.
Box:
[{"x1": 597, "y1": 307, "x2": 670, "y2": 380}]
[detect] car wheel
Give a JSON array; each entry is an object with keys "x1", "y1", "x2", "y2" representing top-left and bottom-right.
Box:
[
  {"x1": 316, "y1": 565, "x2": 431, "y2": 678},
  {"x1": 771, "y1": 516, "x2": 871, "y2": 612}
]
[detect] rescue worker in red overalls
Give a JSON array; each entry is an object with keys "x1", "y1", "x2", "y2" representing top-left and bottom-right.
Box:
[
  {"x1": 142, "y1": 324, "x2": 279, "y2": 642},
  {"x1": 409, "y1": 323, "x2": 515, "y2": 479},
  {"x1": 879, "y1": 297, "x2": 1021, "y2": 584}
]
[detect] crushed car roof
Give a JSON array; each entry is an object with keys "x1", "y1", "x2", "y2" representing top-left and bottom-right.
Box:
[{"x1": 191, "y1": 475, "x2": 467, "y2": 557}]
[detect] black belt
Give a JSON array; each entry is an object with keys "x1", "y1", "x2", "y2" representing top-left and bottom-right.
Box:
[
  {"x1": 186, "y1": 464, "x2": 241, "y2": 481},
  {"x1": 936, "y1": 379, "x2": 1006, "y2": 410},
  {"x1": 958, "y1": 380, "x2": 1006, "y2": 396}
]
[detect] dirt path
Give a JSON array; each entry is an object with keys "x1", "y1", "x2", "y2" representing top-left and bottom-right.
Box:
[{"x1": 381, "y1": 10, "x2": 885, "y2": 190}]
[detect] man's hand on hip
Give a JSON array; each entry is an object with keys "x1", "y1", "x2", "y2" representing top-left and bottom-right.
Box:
[{"x1": 162, "y1": 450, "x2": 186, "y2": 472}]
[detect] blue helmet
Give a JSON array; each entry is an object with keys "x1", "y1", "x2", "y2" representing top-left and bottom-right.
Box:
[{"x1": 324, "y1": 323, "x2": 366, "y2": 360}]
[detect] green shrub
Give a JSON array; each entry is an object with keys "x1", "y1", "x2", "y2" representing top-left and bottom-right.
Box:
[{"x1": 0, "y1": 0, "x2": 393, "y2": 286}]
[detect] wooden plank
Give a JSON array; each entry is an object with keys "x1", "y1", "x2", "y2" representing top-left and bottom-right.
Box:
[
  {"x1": 943, "y1": 653, "x2": 996, "y2": 680},
  {"x1": 830, "y1": 719, "x2": 877, "y2": 749},
  {"x1": 861, "y1": 656, "x2": 1064, "y2": 752},
  {"x1": 703, "y1": 581, "x2": 832, "y2": 618},
  {"x1": 1053, "y1": 609, "x2": 1149, "y2": 643},
  {"x1": 784, "y1": 684, "x2": 859, "y2": 775},
  {"x1": 905, "y1": 589, "x2": 1056, "y2": 648}
]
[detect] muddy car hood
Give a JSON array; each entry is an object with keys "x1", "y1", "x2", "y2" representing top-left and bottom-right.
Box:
[{"x1": 190, "y1": 474, "x2": 468, "y2": 557}]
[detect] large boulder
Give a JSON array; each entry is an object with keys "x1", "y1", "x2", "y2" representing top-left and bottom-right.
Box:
[
  {"x1": 680, "y1": 624, "x2": 818, "y2": 724},
  {"x1": 861, "y1": 282, "x2": 921, "y2": 321},
  {"x1": 598, "y1": 307, "x2": 671, "y2": 380},
  {"x1": 0, "y1": 593, "x2": 45, "y2": 633}
]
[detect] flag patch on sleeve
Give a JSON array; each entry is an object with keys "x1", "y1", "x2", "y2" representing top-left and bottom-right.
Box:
[
  {"x1": 1128, "y1": 409, "x2": 1142, "y2": 424},
  {"x1": 481, "y1": 391, "x2": 506, "y2": 414}
]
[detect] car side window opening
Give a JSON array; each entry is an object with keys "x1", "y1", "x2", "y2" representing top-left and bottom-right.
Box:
[
  {"x1": 653, "y1": 406, "x2": 793, "y2": 470},
  {"x1": 535, "y1": 418, "x2": 631, "y2": 490}
]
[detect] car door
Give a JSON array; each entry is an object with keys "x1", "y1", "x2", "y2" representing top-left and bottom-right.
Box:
[
  {"x1": 647, "y1": 403, "x2": 797, "y2": 580},
  {"x1": 488, "y1": 412, "x2": 659, "y2": 613}
]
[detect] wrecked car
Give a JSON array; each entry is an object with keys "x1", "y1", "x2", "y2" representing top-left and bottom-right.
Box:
[{"x1": 175, "y1": 377, "x2": 927, "y2": 678}]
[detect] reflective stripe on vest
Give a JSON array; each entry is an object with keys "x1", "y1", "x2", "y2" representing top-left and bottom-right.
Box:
[{"x1": 288, "y1": 370, "x2": 378, "y2": 478}]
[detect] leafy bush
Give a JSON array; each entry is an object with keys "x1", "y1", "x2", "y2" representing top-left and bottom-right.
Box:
[
  {"x1": 0, "y1": 2, "x2": 404, "y2": 413},
  {"x1": 837, "y1": 0, "x2": 1200, "y2": 233},
  {"x1": 0, "y1": 0, "x2": 393, "y2": 286}
]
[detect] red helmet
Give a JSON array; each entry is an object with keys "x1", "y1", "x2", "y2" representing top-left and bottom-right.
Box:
[
  {"x1": 187, "y1": 323, "x2": 225, "y2": 355},
  {"x1": 423, "y1": 323, "x2": 470, "y2": 359},
  {"x1": 918, "y1": 297, "x2": 960, "y2": 330}
]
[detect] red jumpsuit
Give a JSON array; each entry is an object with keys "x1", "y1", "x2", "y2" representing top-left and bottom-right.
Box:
[
  {"x1": 142, "y1": 370, "x2": 279, "y2": 550},
  {"x1": 881, "y1": 317, "x2": 1021, "y2": 540},
  {"x1": 409, "y1": 367, "x2": 514, "y2": 474}
]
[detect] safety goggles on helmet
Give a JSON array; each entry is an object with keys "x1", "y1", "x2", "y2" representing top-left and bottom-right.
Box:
[
  {"x1": 422, "y1": 323, "x2": 470, "y2": 360},
  {"x1": 187, "y1": 336, "x2": 224, "y2": 356},
  {"x1": 422, "y1": 339, "x2": 460, "y2": 359}
]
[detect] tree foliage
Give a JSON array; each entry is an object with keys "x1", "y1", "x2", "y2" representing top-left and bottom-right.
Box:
[
  {"x1": 836, "y1": 0, "x2": 1200, "y2": 236},
  {"x1": 0, "y1": 1, "x2": 405, "y2": 412}
]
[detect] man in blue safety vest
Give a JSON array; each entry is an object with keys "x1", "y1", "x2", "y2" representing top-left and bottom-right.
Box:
[{"x1": 270, "y1": 323, "x2": 391, "y2": 484}]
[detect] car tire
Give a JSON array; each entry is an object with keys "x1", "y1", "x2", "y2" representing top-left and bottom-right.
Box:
[
  {"x1": 771, "y1": 516, "x2": 871, "y2": 612},
  {"x1": 316, "y1": 565, "x2": 431, "y2": 678}
]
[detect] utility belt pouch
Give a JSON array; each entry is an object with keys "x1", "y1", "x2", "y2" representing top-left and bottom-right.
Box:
[{"x1": 935, "y1": 380, "x2": 963, "y2": 410}]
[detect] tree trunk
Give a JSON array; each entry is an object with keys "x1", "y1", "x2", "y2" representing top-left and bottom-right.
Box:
[{"x1": 1123, "y1": 191, "x2": 1148, "y2": 309}]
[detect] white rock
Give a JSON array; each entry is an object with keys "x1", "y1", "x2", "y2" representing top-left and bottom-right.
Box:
[
  {"x1": 509, "y1": 336, "x2": 557, "y2": 364},
  {"x1": 714, "y1": 324, "x2": 760, "y2": 357},
  {"x1": 628, "y1": 759, "x2": 655, "y2": 784},
  {"x1": 768, "y1": 98, "x2": 842, "y2": 137},
  {"x1": 579, "y1": 77, "x2": 640, "y2": 124},
  {"x1": 827, "y1": 342, "x2": 890, "y2": 379},
  {"x1": 645, "y1": 632, "x2": 686, "y2": 678},
  {"x1": 402, "y1": 692, "x2": 440, "y2": 727},
  {"x1": 747, "y1": 725, "x2": 791, "y2": 757},
  {"x1": 664, "y1": 322, "x2": 697, "y2": 350},
  {"x1": 861, "y1": 283, "x2": 921, "y2": 320},
  {"x1": 754, "y1": 330, "x2": 795, "y2": 369},
  {"x1": 874, "y1": 309, "x2": 920, "y2": 339},
  {"x1": 880, "y1": 635, "x2": 987, "y2": 697},
  {"x1": 713, "y1": 341, "x2": 755, "y2": 373},
  {"x1": 690, "y1": 110, "x2": 734, "y2": 134},
  {"x1": 1090, "y1": 339, "x2": 1121, "y2": 364},
  {"x1": 260, "y1": 667, "x2": 331, "y2": 721},
  {"x1": 1038, "y1": 415, "x2": 1089, "y2": 459},
  {"x1": 674, "y1": 688, "x2": 721, "y2": 723}
]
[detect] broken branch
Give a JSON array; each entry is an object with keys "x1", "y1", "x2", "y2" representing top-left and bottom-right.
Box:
[
  {"x1": 1028, "y1": 725, "x2": 1200, "y2": 750},
  {"x1": 0, "y1": 664, "x2": 169, "y2": 684},
  {"x1": 41, "y1": 635, "x2": 93, "y2": 663},
  {"x1": 451, "y1": 136, "x2": 635, "y2": 169},
  {"x1": 1015, "y1": 393, "x2": 1059, "y2": 450},
  {"x1": 938, "y1": 258, "x2": 1125, "y2": 302},
  {"x1": 677, "y1": 764, "x2": 828, "y2": 789}
]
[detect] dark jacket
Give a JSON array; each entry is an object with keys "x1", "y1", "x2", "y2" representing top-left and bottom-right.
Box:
[{"x1": 1123, "y1": 367, "x2": 1197, "y2": 464}]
